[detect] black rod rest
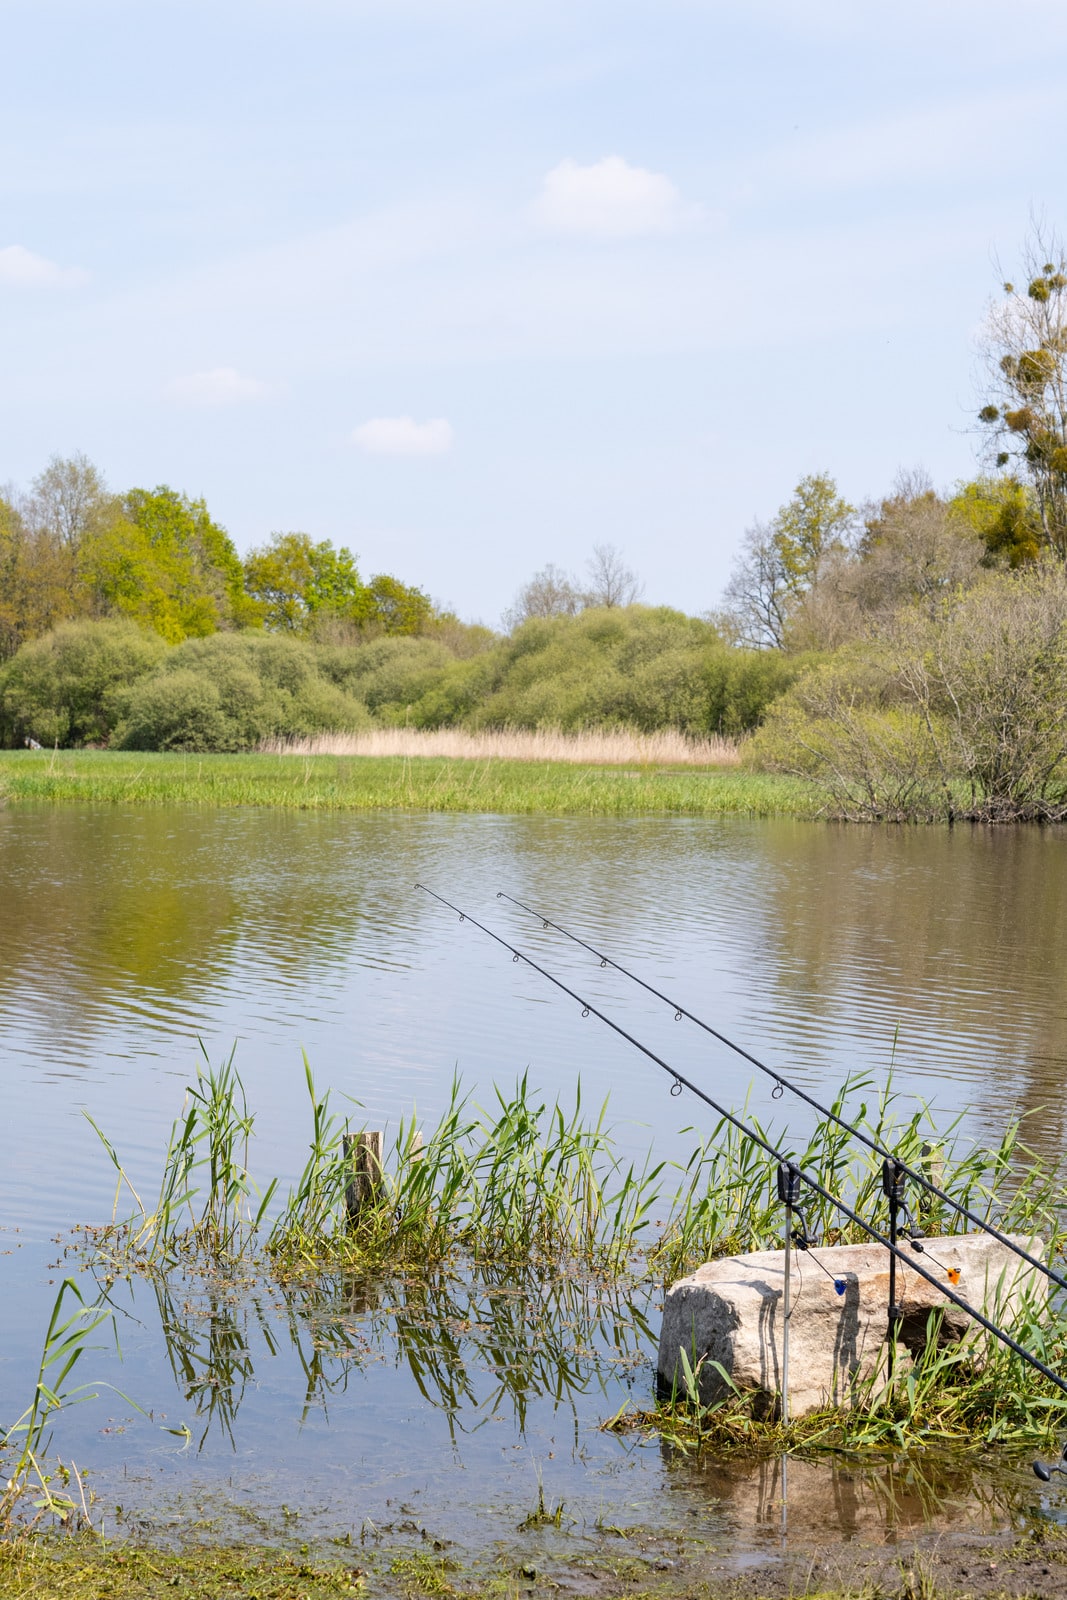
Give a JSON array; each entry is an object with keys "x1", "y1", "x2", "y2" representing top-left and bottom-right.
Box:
[
  {"x1": 1034, "y1": 1442, "x2": 1067, "y2": 1481},
  {"x1": 496, "y1": 890, "x2": 1067, "y2": 1299}
]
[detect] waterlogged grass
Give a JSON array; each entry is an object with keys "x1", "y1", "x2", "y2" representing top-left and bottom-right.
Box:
[
  {"x1": 0, "y1": 749, "x2": 819, "y2": 818},
  {"x1": 0, "y1": 1541, "x2": 362, "y2": 1599}
]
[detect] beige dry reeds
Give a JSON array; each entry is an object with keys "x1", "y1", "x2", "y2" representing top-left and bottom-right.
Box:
[{"x1": 258, "y1": 726, "x2": 740, "y2": 766}]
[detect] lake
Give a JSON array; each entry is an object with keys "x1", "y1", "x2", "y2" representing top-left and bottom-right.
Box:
[{"x1": 2, "y1": 805, "x2": 1065, "y2": 1553}]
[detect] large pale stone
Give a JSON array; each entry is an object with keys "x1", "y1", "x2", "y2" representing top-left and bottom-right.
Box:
[{"x1": 657, "y1": 1232, "x2": 1045, "y2": 1418}]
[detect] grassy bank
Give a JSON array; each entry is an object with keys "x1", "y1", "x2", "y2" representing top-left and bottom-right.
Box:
[{"x1": 0, "y1": 750, "x2": 819, "y2": 817}]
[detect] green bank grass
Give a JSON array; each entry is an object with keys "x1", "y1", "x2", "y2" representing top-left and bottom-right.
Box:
[
  {"x1": 0, "y1": 749, "x2": 819, "y2": 818},
  {"x1": 0, "y1": 1542, "x2": 361, "y2": 1600}
]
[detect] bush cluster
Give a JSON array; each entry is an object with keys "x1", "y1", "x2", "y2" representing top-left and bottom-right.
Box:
[
  {"x1": 747, "y1": 565, "x2": 1067, "y2": 822},
  {"x1": 0, "y1": 606, "x2": 797, "y2": 752}
]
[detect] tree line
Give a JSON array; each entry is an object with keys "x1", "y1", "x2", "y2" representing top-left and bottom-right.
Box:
[
  {"x1": 0, "y1": 455, "x2": 437, "y2": 661},
  {"x1": 6, "y1": 224, "x2": 1067, "y2": 822}
]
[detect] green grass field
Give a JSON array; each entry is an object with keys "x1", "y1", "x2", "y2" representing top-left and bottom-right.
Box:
[{"x1": 0, "y1": 750, "x2": 820, "y2": 818}]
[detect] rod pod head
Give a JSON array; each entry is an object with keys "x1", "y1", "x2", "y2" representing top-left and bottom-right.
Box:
[
  {"x1": 882, "y1": 1157, "x2": 907, "y2": 1207},
  {"x1": 777, "y1": 1160, "x2": 803, "y2": 1208}
]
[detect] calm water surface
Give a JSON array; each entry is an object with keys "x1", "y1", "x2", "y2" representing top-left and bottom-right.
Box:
[{"x1": 1, "y1": 806, "x2": 1065, "y2": 1550}]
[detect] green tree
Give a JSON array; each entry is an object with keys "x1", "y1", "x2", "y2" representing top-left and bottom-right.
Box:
[
  {"x1": 81, "y1": 486, "x2": 255, "y2": 641},
  {"x1": 0, "y1": 619, "x2": 166, "y2": 747},
  {"x1": 364, "y1": 572, "x2": 433, "y2": 635},
  {"x1": 978, "y1": 229, "x2": 1067, "y2": 558},
  {"x1": 0, "y1": 455, "x2": 118, "y2": 657},
  {"x1": 0, "y1": 494, "x2": 82, "y2": 660},
  {"x1": 772, "y1": 473, "x2": 855, "y2": 596},
  {"x1": 724, "y1": 472, "x2": 854, "y2": 647},
  {"x1": 949, "y1": 475, "x2": 1042, "y2": 567},
  {"x1": 750, "y1": 566, "x2": 1067, "y2": 822},
  {"x1": 242, "y1": 532, "x2": 369, "y2": 631}
]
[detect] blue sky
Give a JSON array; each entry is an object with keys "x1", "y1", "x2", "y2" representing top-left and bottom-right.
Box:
[{"x1": 4, "y1": 0, "x2": 1067, "y2": 624}]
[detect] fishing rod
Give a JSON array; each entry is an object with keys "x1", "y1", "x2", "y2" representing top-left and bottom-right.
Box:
[
  {"x1": 416, "y1": 883, "x2": 1067, "y2": 1400},
  {"x1": 495, "y1": 891, "x2": 1067, "y2": 1299}
]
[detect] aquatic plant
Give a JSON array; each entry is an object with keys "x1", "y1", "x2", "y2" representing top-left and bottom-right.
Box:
[
  {"x1": 87, "y1": 1045, "x2": 277, "y2": 1261},
  {"x1": 650, "y1": 1074, "x2": 1065, "y2": 1285},
  {"x1": 270, "y1": 1071, "x2": 667, "y2": 1272},
  {"x1": 0, "y1": 1279, "x2": 115, "y2": 1529}
]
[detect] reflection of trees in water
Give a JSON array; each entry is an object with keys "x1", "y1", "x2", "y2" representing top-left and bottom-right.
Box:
[
  {"x1": 729, "y1": 825, "x2": 1067, "y2": 1162},
  {"x1": 0, "y1": 810, "x2": 372, "y2": 1035},
  {"x1": 150, "y1": 1260, "x2": 654, "y2": 1451}
]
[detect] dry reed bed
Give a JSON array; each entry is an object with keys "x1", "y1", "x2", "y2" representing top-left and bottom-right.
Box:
[{"x1": 259, "y1": 726, "x2": 740, "y2": 766}]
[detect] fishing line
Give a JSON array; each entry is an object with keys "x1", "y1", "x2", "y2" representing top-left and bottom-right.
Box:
[
  {"x1": 495, "y1": 891, "x2": 1065, "y2": 1298},
  {"x1": 416, "y1": 883, "x2": 1067, "y2": 1398}
]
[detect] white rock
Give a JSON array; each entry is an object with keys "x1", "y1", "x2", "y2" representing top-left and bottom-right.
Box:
[{"x1": 657, "y1": 1232, "x2": 1045, "y2": 1418}]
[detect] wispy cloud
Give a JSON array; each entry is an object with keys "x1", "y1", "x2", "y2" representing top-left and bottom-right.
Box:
[
  {"x1": 353, "y1": 416, "x2": 453, "y2": 456},
  {"x1": 533, "y1": 156, "x2": 695, "y2": 238},
  {"x1": 166, "y1": 366, "x2": 270, "y2": 405},
  {"x1": 0, "y1": 244, "x2": 87, "y2": 287}
]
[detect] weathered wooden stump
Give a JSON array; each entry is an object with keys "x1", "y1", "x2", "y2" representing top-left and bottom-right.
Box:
[{"x1": 343, "y1": 1130, "x2": 383, "y2": 1226}]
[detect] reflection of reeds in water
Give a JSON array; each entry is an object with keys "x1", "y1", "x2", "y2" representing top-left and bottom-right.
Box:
[
  {"x1": 259, "y1": 726, "x2": 739, "y2": 766},
  {"x1": 141, "y1": 1257, "x2": 653, "y2": 1451}
]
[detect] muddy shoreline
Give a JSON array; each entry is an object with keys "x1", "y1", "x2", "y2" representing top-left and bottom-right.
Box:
[{"x1": 5, "y1": 1520, "x2": 1067, "y2": 1599}]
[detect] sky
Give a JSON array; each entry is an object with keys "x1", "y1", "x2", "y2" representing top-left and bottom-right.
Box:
[{"x1": 3, "y1": 0, "x2": 1067, "y2": 626}]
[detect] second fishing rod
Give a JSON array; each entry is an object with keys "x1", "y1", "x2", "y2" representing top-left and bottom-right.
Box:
[
  {"x1": 495, "y1": 890, "x2": 1067, "y2": 1300},
  {"x1": 416, "y1": 882, "x2": 1067, "y2": 1401}
]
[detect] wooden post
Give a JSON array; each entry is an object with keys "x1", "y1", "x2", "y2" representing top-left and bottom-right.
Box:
[{"x1": 343, "y1": 1130, "x2": 383, "y2": 1226}]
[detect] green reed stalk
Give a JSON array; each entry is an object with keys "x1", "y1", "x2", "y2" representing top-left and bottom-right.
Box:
[{"x1": 0, "y1": 1279, "x2": 116, "y2": 1529}]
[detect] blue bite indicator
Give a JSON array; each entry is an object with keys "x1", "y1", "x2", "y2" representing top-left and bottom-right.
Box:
[{"x1": 834, "y1": 1278, "x2": 846, "y2": 1296}]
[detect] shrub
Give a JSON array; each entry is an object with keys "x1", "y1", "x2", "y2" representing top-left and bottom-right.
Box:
[
  {"x1": 118, "y1": 668, "x2": 235, "y2": 752},
  {"x1": 117, "y1": 632, "x2": 371, "y2": 751},
  {"x1": 748, "y1": 566, "x2": 1067, "y2": 821},
  {"x1": 0, "y1": 619, "x2": 167, "y2": 747}
]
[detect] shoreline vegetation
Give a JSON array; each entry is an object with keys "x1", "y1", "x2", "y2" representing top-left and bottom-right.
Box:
[
  {"x1": 3, "y1": 1063, "x2": 1067, "y2": 1598},
  {"x1": 0, "y1": 746, "x2": 820, "y2": 817}
]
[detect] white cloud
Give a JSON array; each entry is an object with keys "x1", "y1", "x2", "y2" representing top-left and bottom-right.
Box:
[
  {"x1": 533, "y1": 156, "x2": 692, "y2": 238},
  {"x1": 0, "y1": 244, "x2": 87, "y2": 287},
  {"x1": 353, "y1": 416, "x2": 453, "y2": 456},
  {"x1": 167, "y1": 366, "x2": 270, "y2": 406}
]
